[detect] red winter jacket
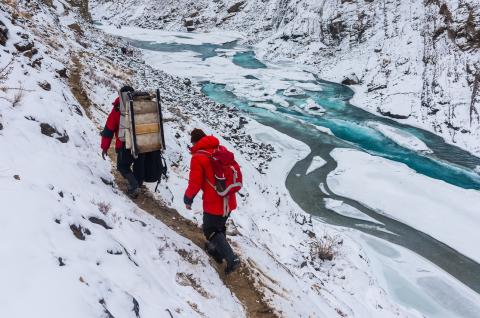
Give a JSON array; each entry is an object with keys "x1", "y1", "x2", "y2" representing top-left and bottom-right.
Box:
[
  {"x1": 184, "y1": 135, "x2": 237, "y2": 216},
  {"x1": 101, "y1": 97, "x2": 124, "y2": 151}
]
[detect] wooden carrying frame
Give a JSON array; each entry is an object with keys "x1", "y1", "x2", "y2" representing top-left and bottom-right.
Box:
[{"x1": 124, "y1": 90, "x2": 166, "y2": 158}]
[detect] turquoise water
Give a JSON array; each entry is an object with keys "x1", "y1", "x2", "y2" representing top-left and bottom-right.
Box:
[
  {"x1": 129, "y1": 38, "x2": 480, "y2": 296},
  {"x1": 203, "y1": 83, "x2": 480, "y2": 190},
  {"x1": 232, "y1": 51, "x2": 267, "y2": 69},
  {"x1": 202, "y1": 82, "x2": 480, "y2": 294},
  {"x1": 129, "y1": 39, "x2": 237, "y2": 60}
]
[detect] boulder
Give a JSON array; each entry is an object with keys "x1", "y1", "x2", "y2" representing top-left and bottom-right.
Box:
[
  {"x1": 40, "y1": 123, "x2": 69, "y2": 143},
  {"x1": 38, "y1": 80, "x2": 51, "y2": 91},
  {"x1": 23, "y1": 48, "x2": 38, "y2": 59},
  {"x1": 227, "y1": 1, "x2": 245, "y2": 14},
  {"x1": 377, "y1": 107, "x2": 410, "y2": 119},
  {"x1": 341, "y1": 73, "x2": 360, "y2": 85},
  {"x1": 283, "y1": 85, "x2": 306, "y2": 97},
  {"x1": 56, "y1": 68, "x2": 68, "y2": 78},
  {"x1": 184, "y1": 18, "x2": 194, "y2": 27},
  {"x1": 0, "y1": 20, "x2": 8, "y2": 46},
  {"x1": 14, "y1": 40, "x2": 34, "y2": 52}
]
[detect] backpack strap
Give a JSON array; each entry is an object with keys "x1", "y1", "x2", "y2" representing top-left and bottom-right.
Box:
[
  {"x1": 154, "y1": 153, "x2": 168, "y2": 193},
  {"x1": 192, "y1": 150, "x2": 219, "y2": 191}
]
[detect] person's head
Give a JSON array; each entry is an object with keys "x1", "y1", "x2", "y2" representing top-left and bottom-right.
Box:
[
  {"x1": 190, "y1": 128, "x2": 206, "y2": 145},
  {"x1": 120, "y1": 85, "x2": 134, "y2": 93}
]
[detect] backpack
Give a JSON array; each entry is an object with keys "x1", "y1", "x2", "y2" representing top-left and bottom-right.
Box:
[
  {"x1": 200, "y1": 147, "x2": 242, "y2": 197},
  {"x1": 133, "y1": 150, "x2": 168, "y2": 192}
]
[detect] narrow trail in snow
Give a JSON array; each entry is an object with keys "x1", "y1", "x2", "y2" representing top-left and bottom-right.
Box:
[{"x1": 69, "y1": 54, "x2": 277, "y2": 318}]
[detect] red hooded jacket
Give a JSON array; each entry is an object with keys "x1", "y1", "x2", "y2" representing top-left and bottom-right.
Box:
[
  {"x1": 101, "y1": 97, "x2": 123, "y2": 151},
  {"x1": 184, "y1": 135, "x2": 237, "y2": 216}
]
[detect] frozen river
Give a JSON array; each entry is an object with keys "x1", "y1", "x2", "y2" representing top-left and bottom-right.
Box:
[{"x1": 100, "y1": 25, "x2": 480, "y2": 318}]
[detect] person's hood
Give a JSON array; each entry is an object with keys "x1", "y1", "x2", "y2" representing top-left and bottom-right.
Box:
[{"x1": 191, "y1": 135, "x2": 220, "y2": 153}]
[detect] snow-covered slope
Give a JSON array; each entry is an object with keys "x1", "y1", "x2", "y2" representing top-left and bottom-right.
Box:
[
  {"x1": 0, "y1": 3, "x2": 243, "y2": 317},
  {"x1": 91, "y1": 0, "x2": 480, "y2": 155},
  {"x1": 3, "y1": 1, "x2": 480, "y2": 317}
]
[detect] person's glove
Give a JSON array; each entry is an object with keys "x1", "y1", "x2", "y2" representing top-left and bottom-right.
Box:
[{"x1": 102, "y1": 150, "x2": 108, "y2": 160}]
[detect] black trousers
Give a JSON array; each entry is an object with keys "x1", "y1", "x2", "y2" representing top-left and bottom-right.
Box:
[
  {"x1": 116, "y1": 146, "x2": 145, "y2": 190},
  {"x1": 203, "y1": 213, "x2": 236, "y2": 265}
]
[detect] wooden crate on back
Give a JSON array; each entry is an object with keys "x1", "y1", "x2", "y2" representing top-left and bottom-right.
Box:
[{"x1": 119, "y1": 90, "x2": 165, "y2": 158}]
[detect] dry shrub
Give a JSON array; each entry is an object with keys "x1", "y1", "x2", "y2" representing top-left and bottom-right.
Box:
[
  {"x1": 97, "y1": 201, "x2": 111, "y2": 215},
  {"x1": 311, "y1": 233, "x2": 342, "y2": 261},
  {"x1": 10, "y1": 86, "x2": 24, "y2": 107},
  {"x1": 0, "y1": 58, "x2": 13, "y2": 83}
]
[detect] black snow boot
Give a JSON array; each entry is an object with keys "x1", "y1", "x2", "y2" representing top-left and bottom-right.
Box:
[
  {"x1": 225, "y1": 257, "x2": 240, "y2": 275},
  {"x1": 125, "y1": 173, "x2": 139, "y2": 198},
  {"x1": 210, "y1": 232, "x2": 238, "y2": 274},
  {"x1": 204, "y1": 241, "x2": 224, "y2": 264}
]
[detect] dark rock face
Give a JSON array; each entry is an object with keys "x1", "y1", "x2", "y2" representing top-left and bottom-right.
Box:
[
  {"x1": 23, "y1": 48, "x2": 38, "y2": 58},
  {"x1": 184, "y1": 18, "x2": 194, "y2": 27},
  {"x1": 40, "y1": 123, "x2": 56, "y2": 137},
  {"x1": 88, "y1": 217, "x2": 113, "y2": 230},
  {"x1": 0, "y1": 20, "x2": 8, "y2": 46},
  {"x1": 377, "y1": 107, "x2": 410, "y2": 119},
  {"x1": 227, "y1": 1, "x2": 245, "y2": 14},
  {"x1": 40, "y1": 123, "x2": 69, "y2": 143},
  {"x1": 70, "y1": 224, "x2": 90, "y2": 240},
  {"x1": 38, "y1": 80, "x2": 51, "y2": 91},
  {"x1": 56, "y1": 68, "x2": 68, "y2": 78},
  {"x1": 68, "y1": 23, "x2": 84, "y2": 35},
  {"x1": 14, "y1": 40, "x2": 34, "y2": 52},
  {"x1": 341, "y1": 73, "x2": 360, "y2": 85},
  {"x1": 29, "y1": 58, "x2": 42, "y2": 68}
]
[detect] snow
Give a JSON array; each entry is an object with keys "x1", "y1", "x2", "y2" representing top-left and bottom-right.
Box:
[
  {"x1": 306, "y1": 155, "x2": 327, "y2": 174},
  {"x1": 252, "y1": 102, "x2": 276, "y2": 111},
  {"x1": 0, "y1": 7, "x2": 244, "y2": 318},
  {"x1": 348, "y1": 231, "x2": 480, "y2": 318},
  {"x1": 327, "y1": 148, "x2": 480, "y2": 263},
  {"x1": 2, "y1": 2, "x2": 478, "y2": 317},
  {"x1": 303, "y1": 98, "x2": 326, "y2": 116},
  {"x1": 367, "y1": 121, "x2": 433, "y2": 153},
  {"x1": 323, "y1": 199, "x2": 383, "y2": 225},
  {"x1": 98, "y1": 24, "x2": 244, "y2": 45},
  {"x1": 283, "y1": 85, "x2": 306, "y2": 97}
]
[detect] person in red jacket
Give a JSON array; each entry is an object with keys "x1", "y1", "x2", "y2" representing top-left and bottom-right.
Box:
[
  {"x1": 101, "y1": 86, "x2": 145, "y2": 198},
  {"x1": 184, "y1": 128, "x2": 240, "y2": 274}
]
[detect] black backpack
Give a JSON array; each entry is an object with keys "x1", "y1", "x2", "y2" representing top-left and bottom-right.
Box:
[{"x1": 134, "y1": 150, "x2": 168, "y2": 191}]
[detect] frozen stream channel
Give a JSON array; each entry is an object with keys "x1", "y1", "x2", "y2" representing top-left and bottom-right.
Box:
[{"x1": 99, "y1": 25, "x2": 480, "y2": 318}]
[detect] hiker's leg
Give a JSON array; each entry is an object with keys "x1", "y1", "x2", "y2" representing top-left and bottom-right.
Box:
[
  {"x1": 133, "y1": 153, "x2": 146, "y2": 187},
  {"x1": 210, "y1": 231, "x2": 236, "y2": 265},
  {"x1": 203, "y1": 213, "x2": 236, "y2": 266},
  {"x1": 202, "y1": 213, "x2": 224, "y2": 262},
  {"x1": 117, "y1": 147, "x2": 138, "y2": 191}
]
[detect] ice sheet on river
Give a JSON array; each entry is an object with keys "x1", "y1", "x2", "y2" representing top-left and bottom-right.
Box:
[
  {"x1": 98, "y1": 25, "x2": 244, "y2": 45},
  {"x1": 327, "y1": 148, "x2": 480, "y2": 263},
  {"x1": 347, "y1": 231, "x2": 480, "y2": 318},
  {"x1": 306, "y1": 155, "x2": 327, "y2": 174},
  {"x1": 367, "y1": 121, "x2": 433, "y2": 153},
  {"x1": 324, "y1": 198, "x2": 383, "y2": 225}
]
